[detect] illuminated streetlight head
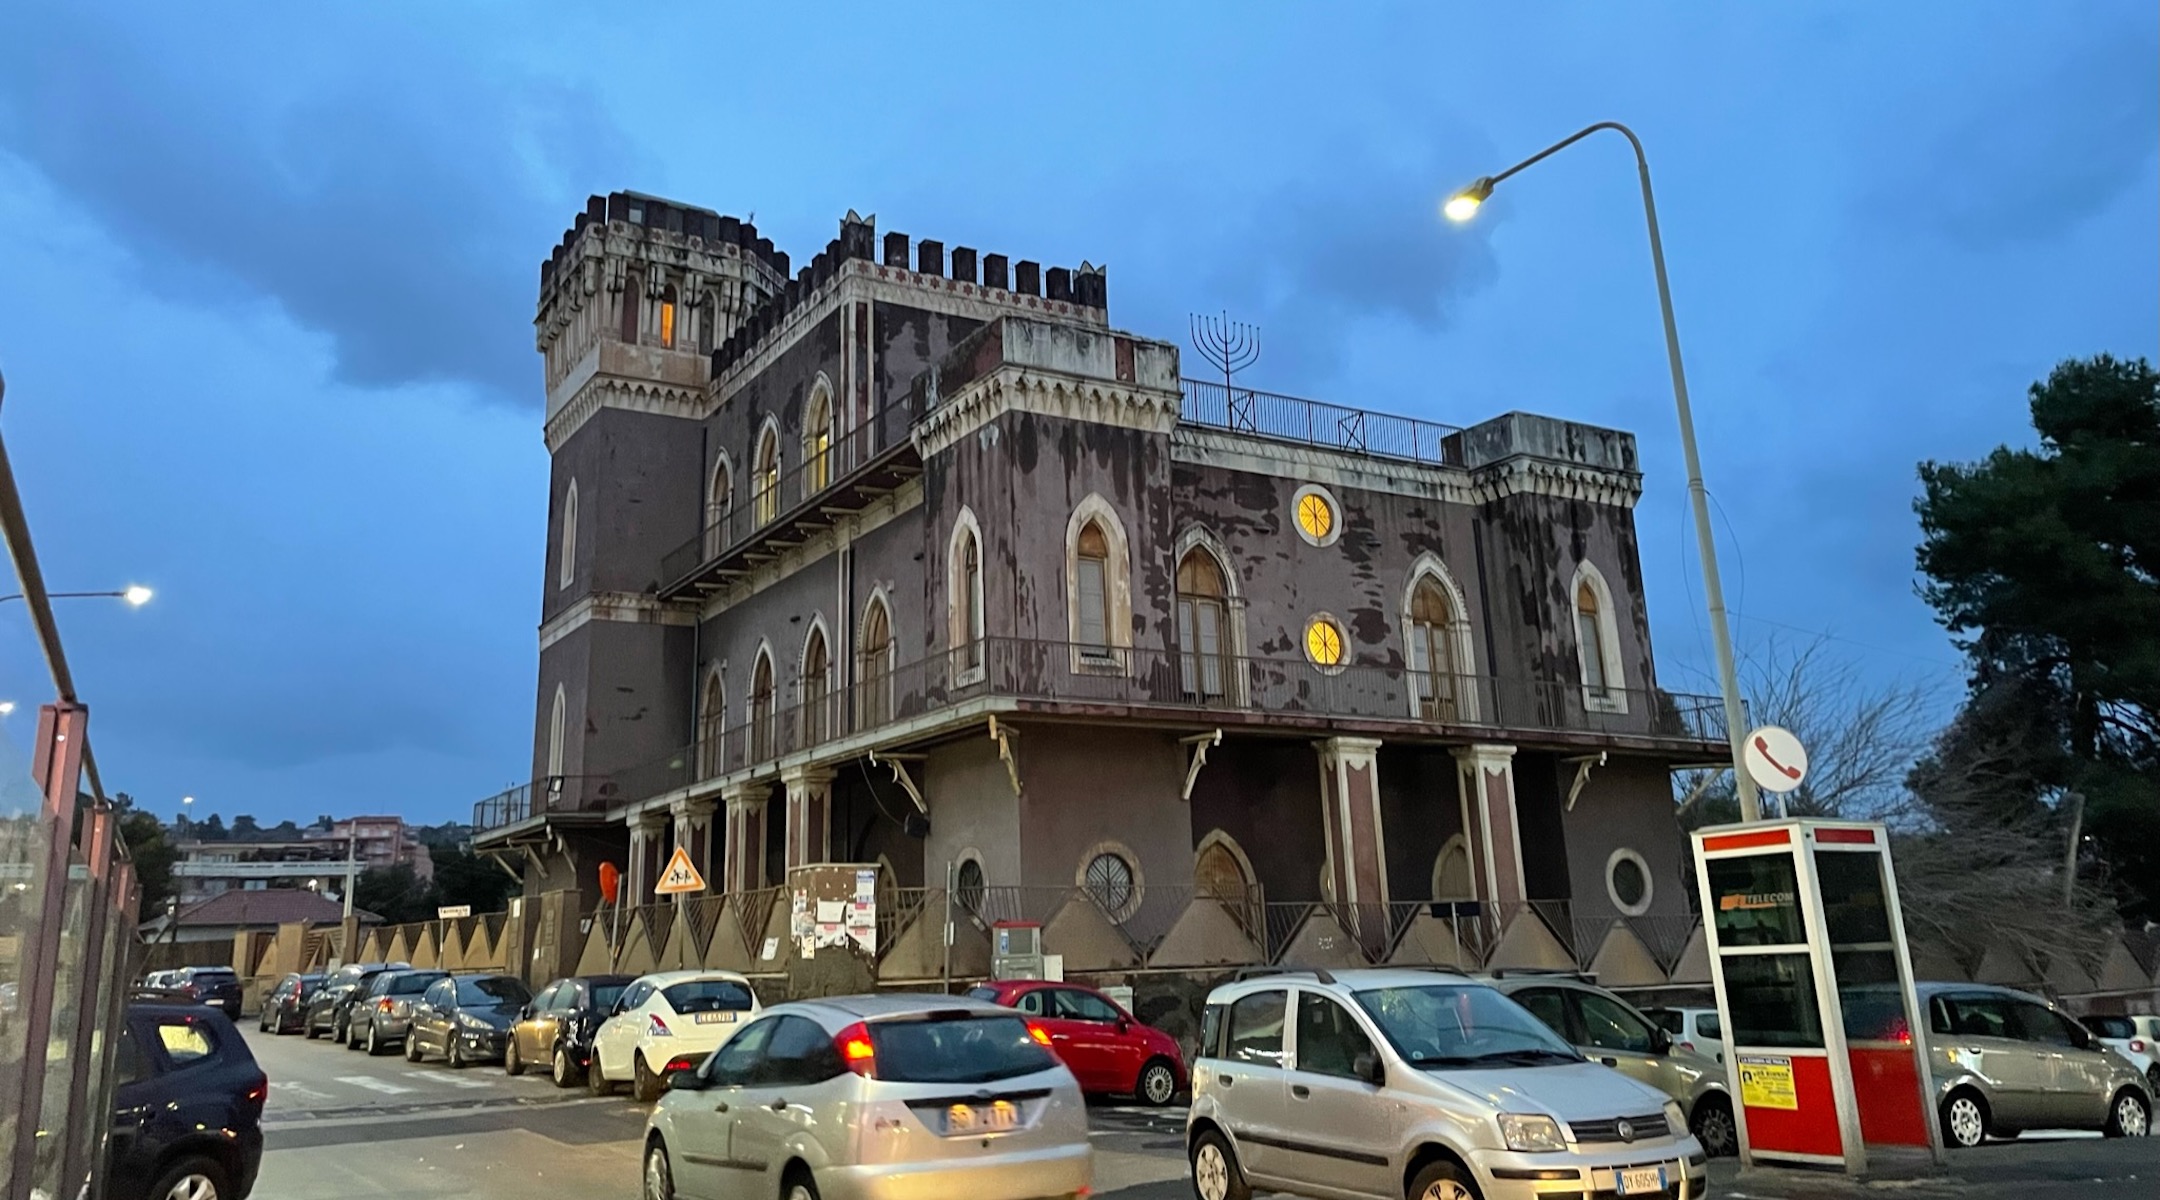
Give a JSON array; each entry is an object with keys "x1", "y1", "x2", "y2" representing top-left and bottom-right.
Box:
[
  {"x1": 1443, "y1": 177, "x2": 1496, "y2": 222},
  {"x1": 123, "y1": 585, "x2": 154, "y2": 607}
]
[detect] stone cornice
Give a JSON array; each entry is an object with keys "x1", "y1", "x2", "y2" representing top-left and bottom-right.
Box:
[
  {"x1": 912, "y1": 366, "x2": 1181, "y2": 459},
  {"x1": 539, "y1": 590, "x2": 702, "y2": 652},
  {"x1": 1171, "y1": 424, "x2": 1640, "y2": 510},
  {"x1": 544, "y1": 376, "x2": 706, "y2": 452},
  {"x1": 1470, "y1": 456, "x2": 1643, "y2": 509}
]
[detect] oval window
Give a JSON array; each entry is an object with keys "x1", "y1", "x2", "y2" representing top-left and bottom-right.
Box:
[
  {"x1": 1304, "y1": 616, "x2": 1345, "y2": 667},
  {"x1": 1296, "y1": 492, "x2": 1334, "y2": 542}
]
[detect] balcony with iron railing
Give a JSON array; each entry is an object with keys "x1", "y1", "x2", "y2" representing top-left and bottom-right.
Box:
[
  {"x1": 1177, "y1": 377, "x2": 1467, "y2": 468},
  {"x1": 658, "y1": 400, "x2": 922, "y2": 598},
  {"x1": 475, "y1": 636, "x2": 1724, "y2": 833}
]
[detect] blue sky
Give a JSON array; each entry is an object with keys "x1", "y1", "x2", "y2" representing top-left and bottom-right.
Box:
[{"x1": 1, "y1": 3, "x2": 2153, "y2": 827}]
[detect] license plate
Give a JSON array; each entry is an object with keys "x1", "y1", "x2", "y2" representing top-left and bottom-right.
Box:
[
  {"x1": 1618, "y1": 1165, "x2": 1666, "y2": 1195},
  {"x1": 693, "y1": 1011, "x2": 737, "y2": 1025},
  {"x1": 946, "y1": 1100, "x2": 1019, "y2": 1135}
]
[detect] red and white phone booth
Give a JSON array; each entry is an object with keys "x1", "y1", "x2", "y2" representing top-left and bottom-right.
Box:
[{"x1": 1691, "y1": 819, "x2": 1943, "y2": 1173}]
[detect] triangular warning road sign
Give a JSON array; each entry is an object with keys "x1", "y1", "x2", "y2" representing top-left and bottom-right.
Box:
[{"x1": 654, "y1": 846, "x2": 707, "y2": 896}]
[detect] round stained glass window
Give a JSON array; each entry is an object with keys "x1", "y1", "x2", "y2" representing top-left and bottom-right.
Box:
[
  {"x1": 1084, "y1": 852, "x2": 1136, "y2": 917},
  {"x1": 1304, "y1": 617, "x2": 1345, "y2": 668},
  {"x1": 1296, "y1": 491, "x2": 1334, "y2": 542}
]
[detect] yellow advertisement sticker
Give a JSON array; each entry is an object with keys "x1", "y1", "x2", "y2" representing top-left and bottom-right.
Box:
[{"x1": 1737, "y1": 1054, "x2": 1798, "y2": 1110}]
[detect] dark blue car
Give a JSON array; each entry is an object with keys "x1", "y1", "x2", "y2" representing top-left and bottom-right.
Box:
[{"x1": 105, "y1": 1002, "x2": 266, "y2": 1200}]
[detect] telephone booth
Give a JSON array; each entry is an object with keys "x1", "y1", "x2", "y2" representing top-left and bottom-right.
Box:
[{"x1": 1691, "y1": 819, "x2": 1943, "y2": 1173}]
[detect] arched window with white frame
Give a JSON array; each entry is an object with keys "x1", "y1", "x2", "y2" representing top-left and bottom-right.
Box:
[
  {"x1": 1403, "y1": 554, "x2": 1477, "y2": 722},
  {"x1": 800, "y1": 621, "x2": 831, "y2": 745},
  {"x1": 803, "y1": 380, "x2": 834, "y2": 493},
  {"x1": 1064, "y1": 495, "x2": 1131, "y2": 670},
  {"x1": 558, "y1": 478, "x2": 579, "y2": 591},
  {"x1": 705, "y1": 454, "x2": 733, "y2": 557},
  {"x1": 859, "y1": 592, "x2": 894, "y2": 728},
  {"x1": 546, "y1": 684, "x2": 568, "y2": 780},
  {"x1": 697, "y1": 668, "x2": 725, "y2": 777},
  {"x1": 752, "y1": 423, "x2": 781, "y2": 527},
  {"x1": 1176, "y1": 547, "x2": 1232, "y2": 699},
  {"x1": 1572, "y1": 560, "x2": 1628, "y2": 714},
  {"x1": 749, "y1": 647, "x2": 777, "y2": 761},
  {"x1": 1432, "y1": 834, "x2": 1475, "y2": 902},
  {"x1": 948, "y1": 509, "x2": 986, "y2": 679}
]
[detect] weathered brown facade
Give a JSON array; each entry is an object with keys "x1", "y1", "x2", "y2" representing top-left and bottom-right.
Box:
[{"x1": 478, "y1": 192, "x2": 1727, "y2": 954}]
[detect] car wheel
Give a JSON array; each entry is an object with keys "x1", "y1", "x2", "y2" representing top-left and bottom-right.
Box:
[
  {"x1": 366, "y1": 1022, "x2": 385, "y2": 1056},
  {"x1": 1942, "y1": 1089, "x2": 1989, "y2": 1148},
  {"x1": 449, "y1": 1036, "x2": 468, "y2": 1069},
  {"x1": 2105, "y1": 1088, "x2": 2150, "y2": 1138},
  {"x1": 333, "y1": 1014, "x2": 348, "y2": 1044},
  {"x1": 1137, "y1": 1058, "x2": 1179, "y2": 1107},
  {"x1": 406, "y1": 1032, "x2": 423, "y2": 1063},
  {"x1": 587, "y1": 1055, "x2": 614, "y2": 1097},
  {"x1": 781, "y1": 1166, "x2": 821, "y2": 1200},
  {"x1": 304, "y1": 1016, "x2": 319, "y2": 1040},
  {"x1": 633, "y1": 1053, "x2": 664, "y2": 1103},
  {"x1": 1408, "y1": 1161, "x2": 1481, "y2": 1200},
  {"x1": 554, "y1": 1044, "x2": 583, "y2": 1089},
  {"x1": 505, "y1": 1037, "x2": 523, "y2": 1076},
  {"x1": 1690, "y1": 1094, "x2": 1738, "y2": 1158},
  {"x1": 346, "y1": 1020, "x2": 365, "y2": 1051},
  {"x1": 148, "y1": 1153, "x2": 231, "y2": 1200},
  {"x1": 1189, "y1": 1128, "x2": 1252, "y2": 1200},
  {"x1": 643, "y1": 1139, "x2": 676, "y2": 1200}
]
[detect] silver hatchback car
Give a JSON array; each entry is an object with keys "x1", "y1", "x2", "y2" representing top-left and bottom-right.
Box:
[
  {"x1": 642, "y1": 993, "x2": 1092, "y2": 1200},
  {"x1": 1188, "y1": 968, "x2": 1707, "y2": 1200},
  {"x1": 1920, "y1": 982, "x2": 2152, "y2": 1146}
]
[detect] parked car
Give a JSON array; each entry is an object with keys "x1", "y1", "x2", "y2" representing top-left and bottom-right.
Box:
[
  {"x1": 643, "y1": 993, "x2": 1091, "y2": 1200},
  {"x1": 1187, "y1": 967, "x2": 1706, "y2": 1200},
  {"x1": 966, "y1": 979, "x2": 1187, "y2": 1106},
  {"x1": 2085, "y1": 1013, "x2": 2160, "y2": 1097},
  {"x1": 589, "y1": 969, "x2": 761, "y2": 1102},
  {"x1": 347, "y1": 968, "x2": 449, "y2": 1055},
  {"x1": 1491, "y1": 972, "x2": 1737, "y2": 1157},
  {"x1": 164, "y1": 966, "x2": 245, "y2": 1020},
  {"x1": 1644, "y1": 1004, "x2": 1725, "y2": 1064},
  {"x1": 504, "y1": 972, "x2": 633, "y2": 1087},
  {"x1": 1924, "y1": 982, "x2": 2152, "y2": 1146},
  {"x1": 303, "y1": 961, "x2": 410, "y2": 1041},
  {"x1": 257, "y1": 973, "x2": 323, "y2": 1036},
  {"x1": 104, "y1": 1001, "x2": 267, "y2": 1200},
  {"x1": 406, "y1": 973, "x2": 533, "y2": 1067}
]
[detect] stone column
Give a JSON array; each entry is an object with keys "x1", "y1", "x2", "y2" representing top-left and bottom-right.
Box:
[
  {"x1": 626, "y1": 810, "x2": 670, "y2": 908},
  {"x1": 1314, "y1": 736, "x2": 1388, "y2": 909},
  {"x1": 1451, "y1": 744, "x2": 1524, "y2": 910},
  {"x1": 722, "y1": 782, "x2": 769, "y2": 893},
  {"x1": 671, "y1": 795, "x2": 719, "y2": 898},
  {"x1": 781, "y1": 766, "x2": 837, "y2": 871}
]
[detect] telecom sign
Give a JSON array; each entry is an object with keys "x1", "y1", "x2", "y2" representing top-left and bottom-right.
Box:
[{"x1": 1742, "y1": 725, "x2": 1809, "y2": 794}]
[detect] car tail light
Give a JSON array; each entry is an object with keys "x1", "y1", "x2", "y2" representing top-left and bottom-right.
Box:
[
  {"x1": 378, "y1": 998, "x2": 395, "y2": 1013},
  {"x1": 1677, "y1": 1041, "x2": 1695, "y2": 1054},
  {"x1": 662, "y1": 1055, "x2": 699, "y2": 1074},
  {"x1": 1026, "y1": 1021, "x2": 1054, "y2": 1047},
  {"x1": 647, "y1": 1014, "x2": 672, "y2": 1038},
  {"x1": 835, "y1": 1021, "x2": 877, "y2": 1078},
  {"x1": 2132, "y1": 1039, "x2": 2147, "y2": 1054},
  {"x1": 242, "y1": 1073, "x2": 268, "y2": 1111}
]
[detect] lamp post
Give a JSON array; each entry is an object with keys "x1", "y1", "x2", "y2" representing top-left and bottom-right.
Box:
[
  {"x1": 181, "y1": 795, "x2": 194, "y2": 839},
  {"x1": 0, "y1": 585, "x2": 154, "y2": 606},
  {"x1": 1446, "y1": 121, "x2": 1760, "y2": 821}
]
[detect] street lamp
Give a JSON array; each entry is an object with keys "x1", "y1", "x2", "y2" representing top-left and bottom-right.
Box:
[
  {"x1": 1445, "y1": 120, "x2": 1760, "y2": 821},
  {"x1": 0, "y1": 585, "x2": 154, "y2": 606},
  {"x1": 180, "y1": 795, "x2": 194, "y2": 837}
]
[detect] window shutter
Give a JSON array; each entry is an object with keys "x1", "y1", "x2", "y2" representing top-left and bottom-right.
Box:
[
  {"x1": 1078, "y1": 559, "x2": 1107, "y2": 650},
  {"x1": 1578, "y1": 611, "x2": 1607, "y2": 691},
  {"x1": 1197, "y1": 600, "x2": 1224, "y2": 696}
]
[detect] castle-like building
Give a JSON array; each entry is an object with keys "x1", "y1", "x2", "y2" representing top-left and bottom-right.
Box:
[{"x1": 473, "y1": 191, "x2": 1722, "y2": 947}]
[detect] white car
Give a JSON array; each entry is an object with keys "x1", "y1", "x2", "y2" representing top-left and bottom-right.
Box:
[
  {"x1": 1645, "y1": 1005, "x2": 1726, "y2": 1065},
  {"x1": 2086, "y1": 1013, "x2": 2160, "y2": 1097},
  {"x1": 590, "y1": 970, "x2": 761, "y2": 1102}
]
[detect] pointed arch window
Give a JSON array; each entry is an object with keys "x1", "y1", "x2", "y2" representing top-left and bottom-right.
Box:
[
  {"x1": 699, "y1": 289, "x2": 717, "y2": 355},
  {"x1": 1075, "y1": 521, "x2": 1111, "y2": 658},
  {"x1": 1176, "y1": 548, "x2": 1230, "y2": 698},
  {"x1": 859, "y1": 596, "x2": 893, "y2": 728},
  {"x1": 697, "y1": 669, "x2": 725, "y2": 777},
  {"x1": 705, "y1": 457, "x2": 732, "y2": 557},
  {"x1": 546, "y1": 684, "x2": 567, "y2": 780},
  {"x1": 1572, "y1": 561, "x2": 1628, "y2": 714},
  {"x1": 750, "y1": 650, "x2": 776, "y2": 761},
  {"x1": 659, "y1": 283, "x2": 679, "y2": 349},
  {"x1": 1577, "y1": 583, "x2": 1607, "y2": 693},
  {"x1": 960, "y1": 529, "x2": 984, "y2": 670},
  {"x1": 752, "y1": 425, "x2": 781, "y2": 527},
  {"x1": 619, "y1": 271, "x2": 642, "y2": 343},
  {"x1": 804, "y1": 387, "x2": 833, "y2": 493},
  {"x1": 801, "y1": 626, "x2": 831, "y2": 745},
  {"x1": 558, "y1": 478, "x2": 579, "y2": 591},
  {"x1": 1409, "y1": 577, "x2": 1462, "y2": 721}
]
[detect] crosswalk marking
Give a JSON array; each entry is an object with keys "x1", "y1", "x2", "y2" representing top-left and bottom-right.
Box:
[
  {"x1": 333, "y1": 1075, "x2": 415, "y2": 1095},
  {"x1": 275, "y1": 1082, "x2": 337, "y2": 1103},
  {"x1": 405, "y1": 1071, "x2": 496, "y2": 1090}
]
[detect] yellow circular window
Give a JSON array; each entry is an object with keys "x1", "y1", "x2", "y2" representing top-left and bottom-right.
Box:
[
  {"x1": 1304, "y1": 616, "x2": 1345, "y2": 667},
  {"x1": 1296, "y1": 491, "x2": 1334, "y2": 542}
]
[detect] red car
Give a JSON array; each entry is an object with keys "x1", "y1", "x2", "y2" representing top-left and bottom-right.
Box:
[{"x1": 967, "y1": 980, "x2": 1186, "y2": 1106}]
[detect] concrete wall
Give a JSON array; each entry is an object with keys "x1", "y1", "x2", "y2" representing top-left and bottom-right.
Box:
[
  {"x1": 922, "y1": 734, "x2": 1023, "y2": 888},
  {"x1": 1561, "y1": 758, "x2": 1690, "y2": 919},
  {"x1": 533, "y1": 619, "x2": 694, "y2": 785},
  {"x1": 1377, "y1": 744, "x2": 1468, "y2": 902},
  {"x1": 1015, "y1": 725, "x2": 1195, "y2": 895},
  {"x1": 1187, "y1": 739, "x2": 1329, "y2": 901}
]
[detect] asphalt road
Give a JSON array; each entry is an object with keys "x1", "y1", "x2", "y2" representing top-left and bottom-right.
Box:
[{"x1": 245, "y1": 1023, "x2": 2155, "y2": 1200}]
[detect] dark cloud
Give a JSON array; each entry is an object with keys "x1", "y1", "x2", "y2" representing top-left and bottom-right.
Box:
[
  {"x1": 0, "y1": 10, "x2": 638, "y2": 405},
  {"x1": 1864, "y1": 14, "x2": 2159, "y2": 250}
]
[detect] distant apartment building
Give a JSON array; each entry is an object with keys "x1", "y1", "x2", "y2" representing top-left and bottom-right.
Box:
[
  {"x1": 172, "y1": 816, "x2": 432, "y2": 905},
  {"x1": 307, "y1": 815, "x2": 435, "y2": 879}
]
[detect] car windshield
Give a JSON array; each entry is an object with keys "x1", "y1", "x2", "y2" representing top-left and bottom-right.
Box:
[
  {"x1": 390, "y1": 973, "x2": 445, "y2": 996},
  {"x1": 2088, "y1": 1016, "x2": 2134, "y2": 1039},
  {"x1": 1353, "y1": 984, "x2": 1581, "y2": 1068},
  {"x1": 868, "y1": 1014, "x2": 1059, "y2": 1084},
  {"x1": 590, "y1": 984, "x2": 627, "y2": 1012},
  {"x1": 662, "y1": 979, "x2": 755, "y2": 1014},
  {"x1": 965, "y1": 986, "x2": 1000, "y2": 1002},
  {"x1": 457, "y1": 977, "x2": 531, "y2": 1007}
]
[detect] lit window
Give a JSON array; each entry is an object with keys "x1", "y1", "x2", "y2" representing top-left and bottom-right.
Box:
[
  {"x1": 1304, "y1": 616, "x2": 1345, "y2": 668},
  {"x1": 1076, "y1": 522, "x2": 1110, "y2": 656},
  {"x1": 1297, "y1": 492, "x2": 1333, "y2": 542},
  {"x1": 660, "y1": 284, "x2": 678, "y2": 349},
  {"x1": 804, "y1": 388, "x2": 833, "y2": 492}
]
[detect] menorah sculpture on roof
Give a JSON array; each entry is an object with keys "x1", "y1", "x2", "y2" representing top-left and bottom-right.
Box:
[{"x1": 1190, "y1": 311, "x2": 1261, "y2": 434}]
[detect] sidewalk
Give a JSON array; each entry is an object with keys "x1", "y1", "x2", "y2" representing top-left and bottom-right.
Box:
[{"x1": 1711, "y1": 1137, "x2": 2155, "y2": 1198}]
